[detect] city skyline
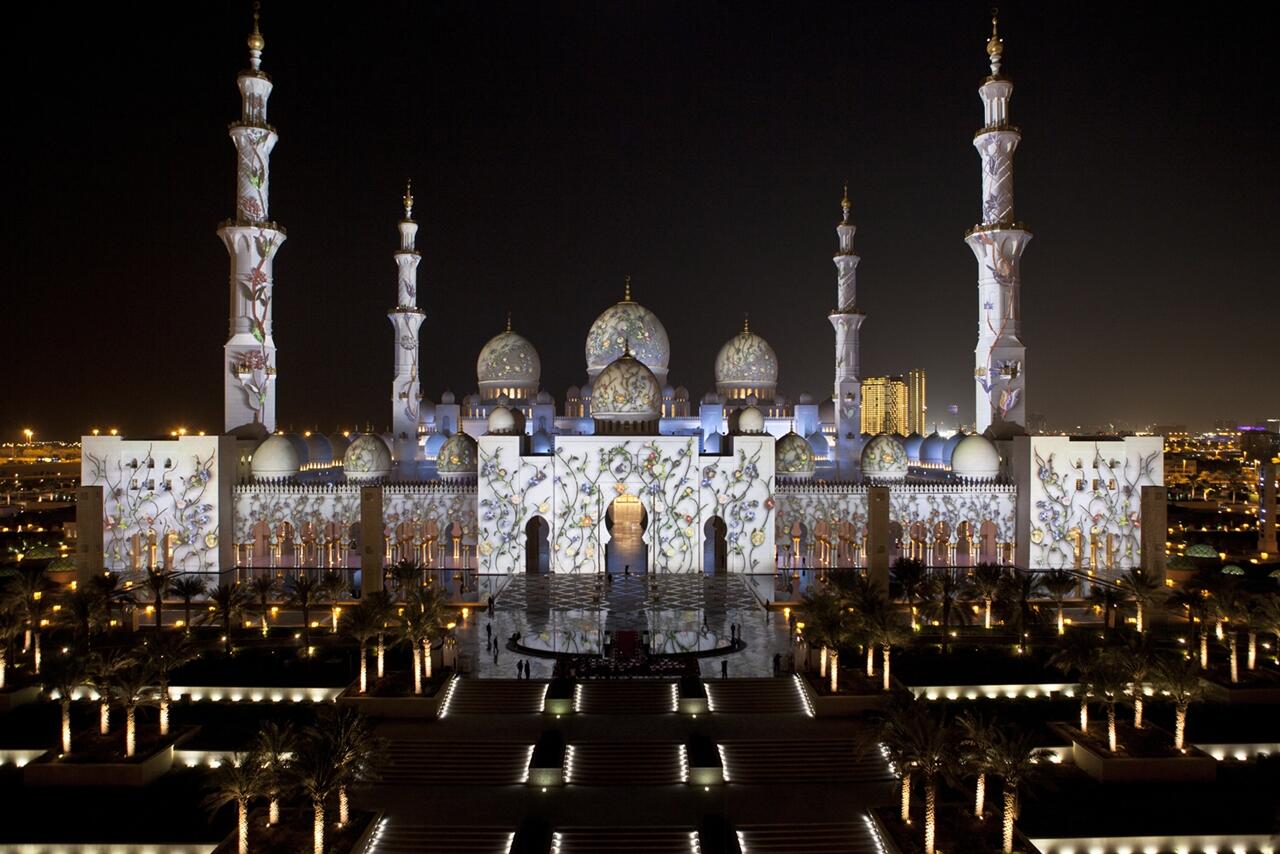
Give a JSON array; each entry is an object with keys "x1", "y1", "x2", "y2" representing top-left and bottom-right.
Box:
[{"x1": 6, "y1": 2, "x2": 1278, "y2": 439}]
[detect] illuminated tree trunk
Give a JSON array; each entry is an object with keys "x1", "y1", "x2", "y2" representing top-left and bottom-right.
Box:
[
  {"x1": 313, "y1": 802, "x2": 325, "y2": 854},
  {"x1": 829, "y1": 651, "x2": 839, "y2": 693},
  {"x1": 865, "y1": 645, "x2": 874, "y2": 678},
  {"x1": 1199, "y1": 631, "x2": 1208, "y2": 669},
  {"x1": 331, "y1": 604, "x2": 340, "y2": 633},
  {"x1": 33, "y1": 632, "x2": 42, "y2": 675},
  {"x1": 0, "y1": 650, "x2": 7, "y2": 689},
  {"x1": 1174, "y1": 702, "x2": 1187, "y2": 751},
  {"x1": 1215, "y1": 619, "x2": 1224, "y2": 640},
  {"x1": 269, "y1": 795, "x2": 280, "y2": 825},
  {"x1": 882, "y1": 644, "x2": 892, "y2": 691},
  {"x1": 974, "y1": 771, "x2": 986, "y2": 819},
  {"x1": 819, "y1": 646, "x2": 828, "y2": 678},
  {"x1": 159, "y1": 690, "x2": 170, "y2": 736},
  {"x1": 412, "y1": 645, "x2": 422, "y2": 695},
  {"x1": 1056, "y1": 604, "x2": 1064, "y2": 636},
  {"x1": 261, "y1": 614, "x2": 269, "y2": 638},
  {"x1": 1228, "y1": 634, "x2": 1239, "y2": 684},
  {"x1": 1079, "y1": 696, "x2": 1088, "y2": 732},
  {"x1": 376, "y1": 633, "x2": 385, "y2": 679},
  {"x1": 984, "y1": 598, "x2": 992, "y2": 630},
  {"x1": 237, "y1": 798, "x2": 249, "y2": 854},
  {"x1": 1002, "y1": 787, "x2": 1016, "y2": 854},
  {"x1": 900, "y1": 771, "x2": 912, "y2": 823},
  {"x1": 1107, "y1": 703, "x2": 1117, "y2": 752},
  {"x1": 126, "y1": 705, "x2": 137, "y2": 757},
  {"x1": 1132, "y1": 693, "x2": 1144, "y2": 729},
  {"x1": 1247, "y1": 631, "x2": 1257, "y2": 670},
  {"x1": 100, "y1": 699, "x2": 111, "y2": 734},
  {"x1": 339, "y1": 785, "x2": 350, "y2": 826},
  {"x1": 924, "y1": 780, "x2": 936, "y2": 854},
  {"x1": 359, "y1": 642, "x2": 368, "y2": 694},
  {"x1": 61, "y1": 699, "x2": 72, "y2": 754},
  {"x1": 423, "y1": 637, "x2": 433, "y2": 679}
]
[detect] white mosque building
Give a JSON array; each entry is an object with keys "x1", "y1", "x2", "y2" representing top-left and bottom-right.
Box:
[{"x1": 79, "y1": 10, "x2": 1164, "y2": 587}]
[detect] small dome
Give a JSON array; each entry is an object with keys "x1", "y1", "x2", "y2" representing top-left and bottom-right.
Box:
[
  {"x1": 477, "y1": 329, "x2": 540, "y2": 396},
  {"x1": 283, "y1": 433, "x2": 311, "y2": 466},
  {"x1": 861, "y1": 433, "x2": 909, "y2": 481},
  {"x1": 675, "y1": 386, "x2": 689, "y2": 400},
  {"x1": 943, "y1": 432, "x2": 966, "y2": 466},
  {"x1": 806, "y1": 430, "x2": 830, "y2": 460},
  {"x1": 530, "y1": 429, "x2": 554, "y2": 454},
  {"x1": 903, "y1": 432, "x2": 924, "y2": 464},
  {"x1": 440, "y1": 390, "x2": 456, "y2": 405},
  {"x1": 951, "y1": 434, "x2": 1000, "y2": 480},
  {"x1": 423, "y1": 431, "x2": 449, "y2": 459},
  {"x1": 736, "y1": 406, "x2": 765, "y2": 434},
  {"x1": 586, "y1": 295, "x2": 671, "y2": 383},
  {"x1": 715, "y1": 329, "x2": 779, "y2": 389},
  {"x1": 662, "y1": 384, "x2": 675, "y2": 398},
  {"x1": 344, "y1": 434, "x2": 393, "y2": 481},
  {"x1": 251, "y1": 434, "x2": 300, "y2": 480},
  {"x1": 798, "y1": 392, "x2": 815, "y2": 405},
  {"x1": 303, "y1": 433, "x2": 333, "y2": 464},
  {"x1": 590, "y1": 353, "x2": 662, "y2": 422},
  {"x1": 328, "y1": 432, "x2": 352, "y2": 454},
  {"x1": 535, "y1": 390, "x2": 553, "y2": 405},
  {"x1": 1185, "y1": 543, "x2": 1219, "y2": 559},
  {"x1": 566, "y1": 385, "x2": 581, "y2": 399},
  {"x1": 776, "y1": 432, "x2": 816, "y2": 478},
  {"x1": 701, "y1": 392, "x2": 723, "y2": 405},
  {"x1": 920, "y1": 432, "x2": 946, "y2": 465},
  {"x1": 487, "y1": 406, "x2": 517, "y2": 435},
  {"x1": 437, "y1": 431, "x2": 478, "y2": 477}
]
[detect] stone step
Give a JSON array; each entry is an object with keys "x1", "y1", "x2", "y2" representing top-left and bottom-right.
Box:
[
  {"x1": 367, "y1": 822, "x2": 514, "y2": 853},
  {"x1": 564, "y1": 742, "x2": 687, "y2": 786},
  {"x1": 552, "y1": 826, "x2": 699, "y2": 854},
  {"x1": 719, "y1": 741, "x2": 892, "y2": 785},
  {"x1": 446, "y1": 679, "x2": 548, "y2": 715},
  {"x1": 377, "y1": 739, "x2": 534, "y2": 785},
  {"x1": 736, "y1": 821, "x2": 884, "y2": 853},
  {"x1": 706, "y1": 679, "x2": 808, "y2": 714},
  {"x1": 574, "y1": 680, "x2": 679, "y2": 714}
]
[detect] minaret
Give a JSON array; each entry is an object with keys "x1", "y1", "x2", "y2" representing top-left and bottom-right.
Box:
[
  {"x1": 389, "y1": 180, "x2": 425, "y2": 448},
  {"x1": 218, "y1": 3, "x2": 286, "y2": 434},
  {"x1": 965, "y1": 10, "x2": 1031, "y2": 437},
  {"x1": 829, "y1": 185, "x2": 865, "y2": 475}
]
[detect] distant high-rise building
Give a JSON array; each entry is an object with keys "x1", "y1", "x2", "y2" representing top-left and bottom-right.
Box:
[
  {"x1": 907, "y1": 369, "x2": 926, "y2": 435},
  {"x1": 861, "y1": 376, "x2": 908, "y2": 436}
]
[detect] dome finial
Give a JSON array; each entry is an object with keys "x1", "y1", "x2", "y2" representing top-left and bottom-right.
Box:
[
  {"x1": 247, "y1": 1, "x2": 265, "y2": 70},
  {"x1": 505, "y1": 311, "x2": 512, "y2": 333},
  {"x1": 742, "y1": 313, "x2": 750, "y2": 335},
  {"x1": 623, "y1": 274, "x2": 632, "y2": 302},
  {"x1": 986, "y1": 6, "x2": 1004, "y2": 75},
  {"x1": 841, "y1": 183, "x2": 852, "y2": 223},
  {"x1": 402, "y1": 178, "x2": 414, "y2": 220},
  {"x1": 623, "y1": 336, "x2": 632, "y2": 357}
]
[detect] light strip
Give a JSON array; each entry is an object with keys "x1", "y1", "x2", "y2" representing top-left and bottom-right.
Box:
[
  {"x1": 793, "y1": 673, "x2": 815, "y2": 717},
  {"x1": 437, "y1": 674, "x2": 459, "y2": 719}
]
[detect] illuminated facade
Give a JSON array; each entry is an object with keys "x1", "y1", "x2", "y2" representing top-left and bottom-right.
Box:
[
  {"x1": 860, "y1": 377, "x2": 909, "y2": 436},
  {"x1": 907, "y1": 369, "x2": 927, "y2": 435}
]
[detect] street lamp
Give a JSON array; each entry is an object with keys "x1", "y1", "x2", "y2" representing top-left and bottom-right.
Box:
[{"x1": 22, "y1": 429, "x2": 33, "y2": 445}]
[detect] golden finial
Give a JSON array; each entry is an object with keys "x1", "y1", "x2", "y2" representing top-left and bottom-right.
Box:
[
  {"x1": 247, "y1": 2, "x2": 265, "y2": 53},
  {"x1": 841, "y1": 182, "x2": 851, "y2": 223},
  {"x1": 402, "y1": 179, "x2": 414, "y2": 220},
  {"x1": 743, "y1": 313, "x2": 750, "y2": 335},
  {"x1": 505, "y1": 311, "x2": 512, "y2": 333},
  {"x1": 987, "y1": 7, "x2": 1003, "y2": 58},
  {"x1": 623, "y1": 275, "x2": 632, "y2": 302}
]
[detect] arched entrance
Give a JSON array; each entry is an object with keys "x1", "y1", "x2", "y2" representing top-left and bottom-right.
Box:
[
  {"x1": 703, "y1": 516, "x2": 727, "y2": 576},
  {"x1": 525, "y1": 516, "x2": 550, "y2": 574},
  {"x1": 605, "y1": 494, "x2": 648, "y2": 574}
]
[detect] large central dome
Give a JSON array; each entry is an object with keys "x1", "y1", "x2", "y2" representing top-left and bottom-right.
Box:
[
  {"x1": 715, "y1": 319, "x2": 778, "y2": 402},
  {"x1": 585, "y1": 280, "x2": 670, "y2": 386},
  {"x1": 477, "y1": 325, "x2": 540, "y2": 400},
  {"x1": 590, "y1": 352, "x2": 662, "y2": 433}
]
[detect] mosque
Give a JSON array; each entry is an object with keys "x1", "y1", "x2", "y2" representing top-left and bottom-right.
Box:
[{"x1": 78, "y1": 10, "x2": 1164, "y2": 590}]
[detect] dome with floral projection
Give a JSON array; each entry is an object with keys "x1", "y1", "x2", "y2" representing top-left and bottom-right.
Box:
[
  {"x1": 477, "y1": 329, "x2": 540, "y2": 397},
  {"x1": 585, "y1": 288, "x2": 670, "y2": 383},
  {"x1": 343, "y1": 434, "x2": 393, "y2": 480},
  {"x1": 437, "y1": 431, "x2": 478, "y2": 477},
  {"x1": 776, "y1": 431, "x2": 816, "y2": 478},
  {"x1": 861, "y1": 433, "x2": 909, "y2": 480},
  {"x1": 590, "y1": 353, "x2": 662, "y2": 421},
  {"x1": 715, "y1": 324, "x2": 778, "y2": 398}
]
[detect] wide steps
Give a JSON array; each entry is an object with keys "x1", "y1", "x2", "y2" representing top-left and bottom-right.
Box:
[
  {"x1": 720, "y1": 740, "x2": 892, "y2": 785},
  {"x1": 575, "y1": 680, "x2": 678, "y2": 714},
  {"x1": 565, "y1": 742, "x2": 686, "y2": 785},
  {"x1": 446, "y1": 679, "x2": 547, "y2": 714},
  {"x1": 376, "y1": 739, "x2": 533, "y2": 785},
  {"x1": 367, "y1": 822, "x2": 514, "y2": 853},
  {"x1": 552, "y1": 826, "x2": 698, "y2": 854},
  {"x1": 736, "y1": 821, "x2": 883, "y2": 853},
  {"x1": 706, "y1": 678, "x2": 808, "y2": 714}
]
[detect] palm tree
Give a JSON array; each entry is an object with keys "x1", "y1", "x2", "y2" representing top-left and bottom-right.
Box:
[
  {"x1": 871, "y1": 696, "x2": 923, "y2": 826},
  {"x1": 202, "y1": 583, "x2": 249, "y2": 655},
  {"x1": 1116, "y1": 568, "x2": 1167, "y2": 633},
  {"x1": 86, "y1": 647, "x2": 131, "y2": 735},
  {"x1": 0, "y1": 607, "x2": 21, "y2": 689},
  {"x1": 1040, "y1": 570, "x2": 1077, "y2": 636},
  {"x1": 55, "y1": 588, "x2": 106, "y2": 653},
  {"x1": 1169, "y1": 583, "x2": 1213, "y2": 668},
  {"x1": 88, "y1": 571, "x2": 136, "y2": 632},
  {"x1": 899, "y1": 704, "x2": 951, "y2": 854},
  {"x1": 363, "y1": 590, "x2": 396, "y2": 680},
  {"x1": 6, "y1": 563, "x2": 53, "y2": 673},
  {"x1": 170, "y1": 575, "x2": 208, "y2": 634},
  {"x1": 864, "y1": 599, "x2": 909, "y2": 692},
  {"x1": 1088, "y1": 585, "x2": 1125, "y2": 636},
  {"x1": 1049, "y1": 630, "x2": 1099, "y2": 731},
  {"x1": 920, "y1": 568, "x2": 970, "y2": 654},
  {"x1": 248, "y1": 575, "x2": 279, "y2": 638},
  {"x1": 413, "y1": 585, "x2": 450, "y2": 681},
  {"x1": 891, "y1": 558, "x2": 929, "y2": 631},
  {"x1": 1253, "y1": 593, "x2": 1280, "y2": 664},
  {"x1": 391, "y1": 558, "x2": 424, "y2": 600},
  {"x1": 1212, "y1": 582, "x2": 1249, "y2": 684},
  {"x1": 956, "y1": 710, "x2": 999, "y2": 820},
  {"x1": 1155, "y1": 656, "x2": 1203, "y2": 751},
  {"x1": 996, "y1": 569, "x2": 1045, "y2": 653},
  {"x1": 1085, "y1": 650, "x2": 1130, "y2": 753},
  {"x1": 135, "y1": 632, "x2": 199, "y2": 735},
  {"x1": 1116, "y1": 636, "x2": 1158, "y2": 729},
  {"x1": 112, "y1": 662, "x2": 152, "y2": 757},
  {"x1": 142, "y1": 567, "x2": 176, "y2": 631},
  {"x1": 312, "y1": 707, "x2": 382, "y2": 826},
  {"x1": 986, "y1": 727, "x2": 1052, "y2": 854},
  {"x1": 291, "y1": 730, "x2": 342, "y2": 854},
  {"x1": 202, "y1": 751, "x2": 264, "y2": 854},
  {"x1": 800, "y1": 588, "x2": 844, "y2": 680},
  {"x1": 254, "y1": 721, "x2": 297, "y2": 825},
  {"x1": 398, "y1": 585, "x2": 451, "y2": 692},
  {"x1": 43, "y1": 656, "x2": 86, "y2": 754},
  {"x1": 285, "y1": 573, "x2": 322, "y2": 655},
  {"x1": 970, "y1": 563, "x2": 1006, "y2": 630},
  {"x1": 341, "y1": 600, "x2": 382, "y2": 693},
  {"x1": 319, "y1": 571, "x2": 348, "y2": 633}
]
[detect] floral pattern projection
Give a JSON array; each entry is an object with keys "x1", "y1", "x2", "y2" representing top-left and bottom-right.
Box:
[
  {"x1": 476, "y1": 436, "x2": 776, "y2": 575},
  {"x1": 83, "y1": 441, "x2": 221, "y2": 574},
  {"x1": 969, "y1": 230, "x2": 1027, "y2": 423},
  {"x1": 477, "y1": 331, "x2": 540, "y2": 387},
  {"x1": 586, "y1": 300, "x2": 670, "y2": 374},
  {"x1": 1029, "y1": 438, "x2": 1162, "y2": 573},
  {"x1": 715, "y1": 331, "x2": 778, "y2": 384}
]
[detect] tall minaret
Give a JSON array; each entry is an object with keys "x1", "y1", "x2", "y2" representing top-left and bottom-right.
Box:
[
  {"x1": 829, "y1": 185, "x2": 865, "y2": 475},
  {"x1": 965, "y1": 10, "x2": 1031, "y2": 437},
  {"x1": 389, "y1": 181, "x2": 425, "y2": 447},
  {"x1": 218, "y1": 4, "x2": 286, "y2": 434}
]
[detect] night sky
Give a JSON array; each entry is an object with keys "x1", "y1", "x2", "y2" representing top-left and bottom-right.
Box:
[{"x1": 8, "y1": 2, "x2": 1278, "y2": 440}]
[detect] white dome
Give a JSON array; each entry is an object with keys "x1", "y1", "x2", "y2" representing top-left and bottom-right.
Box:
[
  {"x1": 943, "y1": 432, "x2": 966, "y2": 466},
  {"x1": 344, "y1": 434, "x2": 392, "y2": 481},
  {"x1": 304, "y1": 433, "x2": 334, "y2": 464},
  {"x1": 861, "y1": 433, "x2": 909, "y2": 481},
  {"x1": 477, "y1": 329, "x2": 540, "y2": 395},
  {"x1": 903, "y1": 432, "x2": 924, "y2": 464},
  {"x1": 423, "y1": 431, "x2": 449, "y2": 459},
  {"x1": 798, "y1": 392, "x2": 815, "y2": 405},
  {"x1": 437, "y1": 432, "x2": 478, "y2": 477},
  {"x1": 776, "y1": 432, "x2": 816, "y2": 478},
  {"x1": 736, "y1": 406, "x2": 765, "y2": 434},
  {"x1": 951, "y1": 434, "x2": 1000, "y2": 480},
  {"x1": 440, "y1": 390, "x2": 456, "y2": 405},
  {"x1": 590, "y1": 353, "x2": 662, "y2": 422},
  {"x1": 283, "y1": 433, "x2": 310, "y2": 466},
  {"x1": 487, "y1": 406, "x2": 517, "y2": 435},
  {"x1": 535, "y1": 390, "x2": 553, "y2": 405},
  {"x1": 920, "y1": 432, "x2": 946, "y2": 465},
  {"x1": 806, "y1": 430, "x2": 830, "y2": 460},
  {"x1": 586, "y1": 294, "x2": 670, "y2": 383},
  {"x1": 715, "y1": 328, "x2": 778, "y2": 390},
  {"x1": 251, "y1": 434, "x2": 300, "y2": 480}
]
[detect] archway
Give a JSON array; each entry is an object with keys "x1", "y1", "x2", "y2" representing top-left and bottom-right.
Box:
[
  {"x1": 525, "y1": 516, "x2": 550, "y2": 574},
  {"x1": 978, "y1": 520, "x2": 999, "y2": 564},
  {"x1": 703, "y1": 516, "x2": 727, "y2": 576},
  {"x1": 605, "y1": 494, "x2": 648, "y2": 574}
]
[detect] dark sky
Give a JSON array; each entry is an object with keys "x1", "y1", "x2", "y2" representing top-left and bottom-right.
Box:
[{"x1": 8, "y1": 2, "x2": 1278, "y2": 440}]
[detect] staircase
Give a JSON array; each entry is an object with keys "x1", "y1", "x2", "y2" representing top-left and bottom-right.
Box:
[
  {"x1": 705, "y1": 678, "x2": 808, "y2": 715},
  {"x1": 552, "y1": 826, "x2": 699, "y2": 853},
  {"x1": 574, "y1": 680, "x2": 678, "y2": 714},
  {"x1": 735, "y1": 819, "x2": 884, "y2": 854},
  {"x1": 366, "y1": 821, "x2": 514, "y2": 854},
  {"x1": 444, "y1": 679, "x2": 547, "y2": 715},
  {"x1": 376, "y1": 738, "x2": 534, "y2": 786},
  {"x1": 564, "y1": 742, "x2": 687, "y2": 785},
  {"x1": 719, "y1": 740, "x2": 892, "y2": 785}
]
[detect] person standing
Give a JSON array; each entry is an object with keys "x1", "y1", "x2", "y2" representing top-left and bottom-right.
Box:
[
  {"x1": 721, "y1": 659, "x2": 728, "y2": 679},
  {"x1": 773, "y1": 652, "x2": 781, "y2": 675}
]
